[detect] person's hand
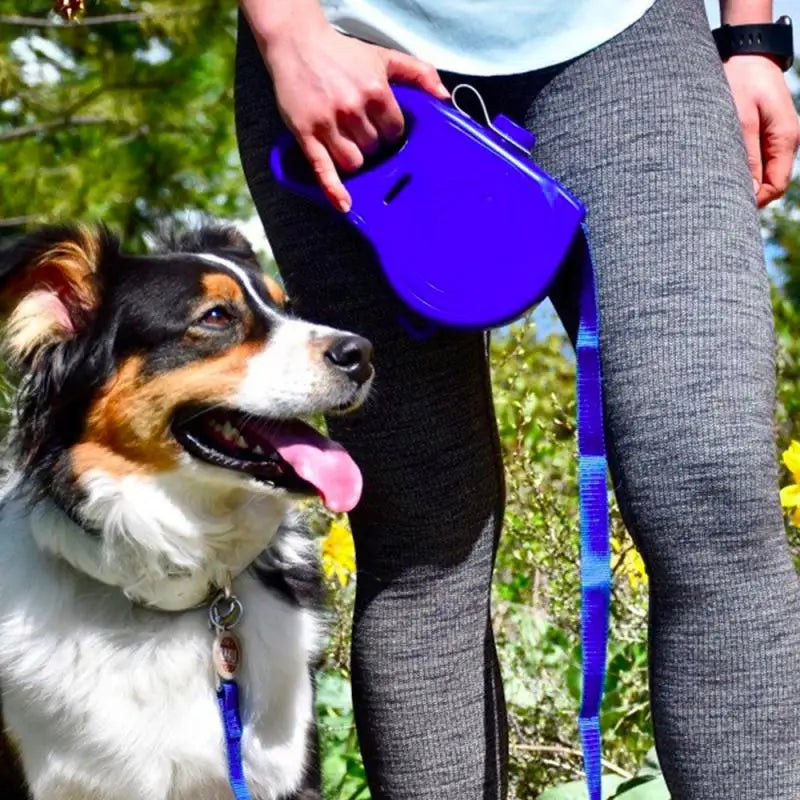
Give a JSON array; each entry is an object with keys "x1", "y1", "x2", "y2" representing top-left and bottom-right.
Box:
[
  {"x1": 724, "y1": 54, "x2": 800, "y2": 208},
  {"x1": 260, "y1": 19, "x2": 448, "y2": 212}
]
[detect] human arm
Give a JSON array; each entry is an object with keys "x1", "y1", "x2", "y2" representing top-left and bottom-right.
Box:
[
  {"x1": 718, "y1": 0, "x2": 800, "y2": 207},
  {"x1": 239, "y1": 0, "x2": 449, "y2": 211}
]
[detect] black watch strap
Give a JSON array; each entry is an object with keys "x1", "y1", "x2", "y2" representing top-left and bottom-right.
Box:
[{"x1": 712, "y1": 15, "x2": 794, "y2": 72}]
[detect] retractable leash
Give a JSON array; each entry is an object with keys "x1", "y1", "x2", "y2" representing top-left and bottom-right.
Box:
[{"x1": 271, "y1": 84, "x2": 611, "y2": 800}]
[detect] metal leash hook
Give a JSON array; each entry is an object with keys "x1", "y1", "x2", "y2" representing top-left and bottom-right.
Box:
[{"x1": 209, "y1": 587, "x2": 243, "y2": 632}]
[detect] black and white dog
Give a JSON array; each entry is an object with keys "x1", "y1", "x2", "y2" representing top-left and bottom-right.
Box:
[{"x1": 0, "y1": 224, "x2": 372, "y2": 799}]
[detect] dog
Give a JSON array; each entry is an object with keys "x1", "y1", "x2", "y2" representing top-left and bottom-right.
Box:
[{"x1": 0, "y1": 223, "x2": 373, "y2": 800}]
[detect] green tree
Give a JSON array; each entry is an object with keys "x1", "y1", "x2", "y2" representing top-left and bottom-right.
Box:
[{"x1": 0, "y1": 1, "x2": 248, "y2": 248}]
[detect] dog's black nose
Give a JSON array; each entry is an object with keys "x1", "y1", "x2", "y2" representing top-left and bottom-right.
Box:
[{"x1": 325, "y1": 335, "x2": 374, "y2": 384}]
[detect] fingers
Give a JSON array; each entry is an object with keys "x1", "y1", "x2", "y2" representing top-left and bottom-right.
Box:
[
  {"x1": 383, "y1": 49, "x2": 449, "y2": 100},
  {"x1": 364, "y1": 84, "x2": 406, "y2": 142},
  {"x1": 725, "y1": 57, "x2": 799, "y2": 209},
  {"x1": 323, "y1": 126, "x2": 365, "y2": 173},
  {"x1": 739, "y1": 109, "x2": 764, "y2": 199},
  {"x1": 756, "y1": 115, "x2": 800, "y2": 208},
  {"x1": 336, "y1": 76, "x2": 407, "y2": 150},
  {"x1": 282, "y1": 43, "x2": 448, "y2": 213},
  {"x1": 339, "y1": 105, "x2": 381, "y2": 153},
  {"x1": 293, "y1": 91, "x2": 395, "y2": 213},
  {"x1": 364, "y1": 50, "x2": 449, "y2": 142},
  {"x1": 291, "y1": 77, "x2": 411, "y2": 212},
  {"x1": 297, "y1": 134, "x2": 352, "y2": 213}
]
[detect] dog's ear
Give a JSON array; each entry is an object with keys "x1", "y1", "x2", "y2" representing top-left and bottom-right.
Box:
[
  {"x1": 190, "y1": 225, "x2": 254, "y2": 254},
  {"x1": 0, "y1": 225, "x2": 109, "y2": 364}
]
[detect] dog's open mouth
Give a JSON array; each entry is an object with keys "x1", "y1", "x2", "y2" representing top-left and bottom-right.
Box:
[{"x1": 172, "y1": 406, "x2": 362, "y2": 513}]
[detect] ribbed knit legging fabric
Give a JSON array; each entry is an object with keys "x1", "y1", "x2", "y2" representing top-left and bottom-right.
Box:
[{"x1": 235, "y1": 0, "x2": 800, "y2": 796}]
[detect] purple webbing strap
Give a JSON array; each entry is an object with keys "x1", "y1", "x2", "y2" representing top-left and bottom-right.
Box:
[{"x1": 574, "y1": 230, "x2": 611, "y2": 800}]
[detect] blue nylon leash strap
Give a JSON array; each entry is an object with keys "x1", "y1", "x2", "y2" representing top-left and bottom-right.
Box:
[
  {"x1": 217, "y1": 679, "x2": 253, "y2": 800},
  {"x1": 572, "y1": 230, "x2": 611, "y2": 800}
]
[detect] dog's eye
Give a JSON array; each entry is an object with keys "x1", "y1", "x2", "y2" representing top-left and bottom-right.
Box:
[{"x1": 197, "y1": 305, "x2": 235, "y2": 329}]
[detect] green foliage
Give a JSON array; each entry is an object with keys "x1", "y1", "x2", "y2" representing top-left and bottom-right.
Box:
[
  {"x1": 539, "y1": 749, "x2": 668, "y2": 800},
  {"x1": 0, "y1": 1, "x2": 249, "y2": 248},
  {"x1": 316, "y1": 671, "x2": 370, "y2": 800}
]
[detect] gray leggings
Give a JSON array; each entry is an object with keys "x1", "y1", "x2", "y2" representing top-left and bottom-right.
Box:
[{"x1": 235, "y1": 0, "x2": 800, "y2": 797}]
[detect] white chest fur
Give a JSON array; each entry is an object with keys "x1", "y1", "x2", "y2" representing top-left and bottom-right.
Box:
[{"x1": 0, "y1": 507, "x2": 317, "y2": 800}]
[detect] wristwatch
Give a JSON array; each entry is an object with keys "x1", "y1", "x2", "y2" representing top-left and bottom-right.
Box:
[{"x1": 712, "y1": 15, "x2": 794, "y2": 71}]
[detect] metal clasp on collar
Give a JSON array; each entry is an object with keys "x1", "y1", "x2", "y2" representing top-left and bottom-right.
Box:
[{"x1": 209, "y1": 585, "x2": 243, "y2": 632}]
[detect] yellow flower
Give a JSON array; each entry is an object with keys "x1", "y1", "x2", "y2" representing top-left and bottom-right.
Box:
[
  {"x1": 610, "y1": 536, "x2": 648, "y2": 589},
  {"x1": 783, "y1": 440, "x2": 800, "y2": 483},
  {"x1": 779, "y1": 442, "x2": 800, "y2": 528},
  {"x1": 780, "y1": 483, "x2": 800, "y2": 509},
  {"x1": 321, "y1": 519, "x2": 356, "y2": 587}
]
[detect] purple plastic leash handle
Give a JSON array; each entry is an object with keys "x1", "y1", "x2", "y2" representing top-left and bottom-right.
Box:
[{"x1": 270, "y1": 84, "x2": 585, "y2": 330}]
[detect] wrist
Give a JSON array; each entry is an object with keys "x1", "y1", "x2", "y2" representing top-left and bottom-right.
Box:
[
  {"x1": 239, "y1": 0, "x2": 330, "y2": 52},
  {"x1": 726, "y1": 52, "x2": 785, "y2": 70},
  {"x1": 719, "y1": 1, "x2": 773, "y2": 25}
]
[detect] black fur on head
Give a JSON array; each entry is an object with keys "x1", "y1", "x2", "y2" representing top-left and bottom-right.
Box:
[{"x1": 153, "y1": 222, "x2": 261, "y2": 268}]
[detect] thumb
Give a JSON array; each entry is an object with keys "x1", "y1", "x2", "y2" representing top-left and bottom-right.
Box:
[{"x1": 381, "y1": 49, "x2": 449, "y2": 100}]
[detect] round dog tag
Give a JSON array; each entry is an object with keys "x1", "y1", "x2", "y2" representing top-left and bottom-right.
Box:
[{"x1": 213, "y1": 632, "x2": 241, "y2": 681}]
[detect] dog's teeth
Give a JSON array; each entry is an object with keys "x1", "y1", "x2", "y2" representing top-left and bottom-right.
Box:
[
  {"x1": 223, "y1": 422, "x2": 236, "y2": 441},
  {"x1": 253, "y1": 445, "x2": 264, "y2": 455},
  {"x1": 237, "y1": 434, "x2": 247, "y2": 448}
]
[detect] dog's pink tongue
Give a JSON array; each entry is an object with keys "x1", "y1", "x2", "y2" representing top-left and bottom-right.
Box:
[{"x1": 268, "y1": 422, "x2": 362, "y2": 513}]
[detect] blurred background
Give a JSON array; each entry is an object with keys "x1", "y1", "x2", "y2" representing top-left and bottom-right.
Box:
[{"x1": 1, "y1": 2, "x2": 799, "y2": 798}]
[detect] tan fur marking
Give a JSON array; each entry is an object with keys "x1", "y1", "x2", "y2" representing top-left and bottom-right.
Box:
[
  {"x1": 70, "y1": 441, "x2": 153, "y2": 481},
  {"x1": 73, "y1": 342, "x2": 264, "y2": 479},
  {"x1": 263, "y1": 275, "x2": 286, "y2": 307},
  {"x1": 201, "y1": 273, "x2": 245, "y2": 304}
]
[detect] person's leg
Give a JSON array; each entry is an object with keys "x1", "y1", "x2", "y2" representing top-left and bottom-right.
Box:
[
  {"x1": 235, "y1": 18, "x2": 508, "y2": 799},
  {"x1": 481, "y1": 0, "x2": 800, "y2": 795}
]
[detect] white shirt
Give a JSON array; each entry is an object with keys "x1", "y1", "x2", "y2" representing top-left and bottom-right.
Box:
[{"x1": 320, "y1": 0, "x2": 658, "y2": 76}]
